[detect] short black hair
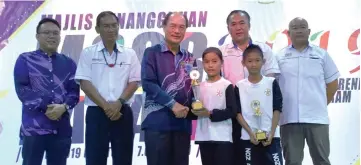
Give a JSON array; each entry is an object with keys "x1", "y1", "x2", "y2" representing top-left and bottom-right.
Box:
[
  {"x1": 243, "y1": 44, "x2": 264, "y2": 60},
  {"x1": 202, "y1": 47, "x2": 223, "y2": 62},
  {"x1": 162, "y1": 12, "x2": 189, "y2": 28},
  {"x1": 226, "y1": 10, "x2": 251, "y2": 25},
  {"x1": 96, "y1": 11, "x2": 119, "y2": 27},
  {"x1": 36, "y1": 18, "x2": 61, "y2": 33}
]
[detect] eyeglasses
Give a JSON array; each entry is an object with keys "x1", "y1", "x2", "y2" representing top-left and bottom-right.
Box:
[{"x1": 38, "y1": 31, "x2": 60, "y2": 36}]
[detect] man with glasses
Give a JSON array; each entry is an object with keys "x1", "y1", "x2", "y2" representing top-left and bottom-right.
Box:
[
  {"x1": 75, "y1": 11, "x2": 141, "y2": 165},
  {"x1": 14, "y1": 18, "x2": 80, "y2": 165}
]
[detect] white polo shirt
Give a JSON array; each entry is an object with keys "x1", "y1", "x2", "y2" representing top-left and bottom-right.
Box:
[
  {"x1": 276, "y1": 44, "x2": 340, "y2": 125},
  {"x1": 75, "y1": 41, "x2": 141, "y2": 106},
  {"x1": 219, "y1": 40, "x2": 280, "y2": 85}
]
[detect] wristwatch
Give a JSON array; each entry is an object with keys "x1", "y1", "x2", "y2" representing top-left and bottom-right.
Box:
[{"x1": 117, "y1": 98, "x2": 126, "y2": 104}]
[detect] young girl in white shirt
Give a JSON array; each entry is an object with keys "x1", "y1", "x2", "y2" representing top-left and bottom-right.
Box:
[
  {"x1": 191, "y1": 47, "x2": 237, "y2": 165},
  {"x1": 235, "y1": 44, "x2": 283, "y2": 165}
]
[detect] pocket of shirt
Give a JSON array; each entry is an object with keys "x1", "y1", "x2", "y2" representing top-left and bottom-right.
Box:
[
  {"x1": 278, "y1": 58, "x2": 298, "y2": 77},
  {"x1": 90, "y1": 62, "x2": 105, "y2": 87},
  {"x1": 304, "y1": 58, "x2": 323, "y2": 78},
  {"x1": 113, "y1": 63, "x2": 130, "y2": 81}
]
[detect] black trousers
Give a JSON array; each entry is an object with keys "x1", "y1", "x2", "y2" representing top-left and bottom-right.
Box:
[
  {"x1": 85, "y1": 105, "x2": 134, "y2": 165},
  {"x1": 22, "y1": 134, "x2": 71, "y2": 165},
  {"x1": 144, "y1": 130, "x2": 191, "y2": 165},
  {"x1": 232, "y1": 118, "x2": 244, "y2": 165},
  {"x1": 199, "y1": 142, "x2": 233, "y2": 165},
  {"x1": 240, "y1": 138, "x2": 283, "y2": 165}
]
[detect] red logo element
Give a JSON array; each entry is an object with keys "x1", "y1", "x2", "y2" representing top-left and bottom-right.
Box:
[
  {"x1": 348, "y1": 29, "x2": 360, "y2": 74},
  {"x1": 310, "y1": 31, "x2": 330, "y2": 50},
  {"x1": 79, "y1": 96, "x2": 85, "y2": 102}
]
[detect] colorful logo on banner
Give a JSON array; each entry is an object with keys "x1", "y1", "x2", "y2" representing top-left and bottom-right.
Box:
[
  {"x1": 218, "y1": 29, "x2": 360, "y2": 74},
  {"x1": 265, "y1": 29, "x2": 360, "y2": 74}
]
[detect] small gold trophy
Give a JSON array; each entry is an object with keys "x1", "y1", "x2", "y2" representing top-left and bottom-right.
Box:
[
  {"x1": 251, "y1": 100, "x2": 267, "y2": 141},
  {"x1": 190, "y1": 69, "x2": 203, "y2": 111}
]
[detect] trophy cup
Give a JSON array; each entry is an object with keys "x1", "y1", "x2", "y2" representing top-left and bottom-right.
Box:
[
  {"x1": 189, "y1": 69, "x2": 203, "y2": 110},
  {"x1": 251, "y1": 100, "x2": 267, "y2": 141}
]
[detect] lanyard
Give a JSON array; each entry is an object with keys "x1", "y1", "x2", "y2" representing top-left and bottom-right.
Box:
[{"x1": 101, "y1": 49, "x2": 118, "y2": 68}]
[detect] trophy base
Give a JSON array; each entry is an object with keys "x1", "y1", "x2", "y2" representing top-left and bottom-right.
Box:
[
  {"x1": 255, "y1": 131, "x2": 267, "y2": 141},
  {"x1": 192, "y1": 101, "x2": 203, "y2": 111}
]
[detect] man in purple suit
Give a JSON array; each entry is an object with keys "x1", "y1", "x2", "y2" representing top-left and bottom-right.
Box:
[{"x1": 13, "y1": 18, "x2": 80, "y2": 165}]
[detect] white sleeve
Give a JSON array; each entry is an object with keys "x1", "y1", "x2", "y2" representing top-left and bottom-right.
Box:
[
  {"x1": 263, "y1": 47, "x2": 280, "y2": 76},
  {"x1": 74, "y1": 49, "x2": 92, "y2": 84},
  {"x1": 323, "y1": 52, "x2": 340, "y2": 83},
  {"x1": 128, "y1": 49, "x2": 141, "y2": 82}
]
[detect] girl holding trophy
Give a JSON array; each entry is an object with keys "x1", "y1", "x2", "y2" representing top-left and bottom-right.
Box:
[
  {"x1": 234, "y1": 44, "x2": 283, "y2": 165},
  {"x1": 190, "y1": 47, "x2": 238, "y2": 165}
]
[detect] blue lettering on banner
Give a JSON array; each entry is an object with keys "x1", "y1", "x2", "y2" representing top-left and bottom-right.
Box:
[{"x1": 331, "y1": 78, "x2": 360, "y2": 103}]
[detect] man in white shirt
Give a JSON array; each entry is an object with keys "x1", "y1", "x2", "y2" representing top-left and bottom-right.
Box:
[
  {"x1": 276, "y1": 17, "x2": 339, "y2": 165},
  {"x1": 219, "y1": 10, "x2": 280, "y2": 165},
  {"x1": 75, "y1": 11, "x2": 141, "y2": 165}
]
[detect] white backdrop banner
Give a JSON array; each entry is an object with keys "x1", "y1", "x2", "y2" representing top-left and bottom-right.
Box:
[{"x1": 0, "y1": 0, "x2": 359, "y2": 165}]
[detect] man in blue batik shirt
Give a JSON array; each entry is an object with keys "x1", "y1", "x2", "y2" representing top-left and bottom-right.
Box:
[
  {"x1": 141, "y1": 12, "x2": 197, "y2": 165},
  {"x1": 13, "y1": 18, "x2": 80, "y2": 165}
]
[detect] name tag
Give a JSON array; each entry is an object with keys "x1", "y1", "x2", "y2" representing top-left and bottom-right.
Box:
[
  {"x1": 92, "y1": 58, "x2": 103, "y2": 62},
  {"x1": 309, "y1": 57, "x2": 320, "y2": 59},
  {"x1": 285, "y1": 52, "x2": 292, "y2": 57},
  {"x1": 309, "y1": 54, "x2": 320, "y2": 59}
]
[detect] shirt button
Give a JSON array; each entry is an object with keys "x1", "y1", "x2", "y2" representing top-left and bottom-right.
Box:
[
  {"x1": 49, "y1": 69, "x2": 52, "y2": 72},
  {"x1": 52, "y1": 90, "x2": 54, "y2": 93},
  {"x1": 50, "y1": 80, "x2": 53, "y2": 82}
]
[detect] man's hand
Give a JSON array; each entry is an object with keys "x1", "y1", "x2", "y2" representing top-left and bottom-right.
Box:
[
  {"x1": 45, "y1": 104, "x2": 66, "y2": 121},
  {"x1": 172, "y1": 102, "x2": 188, "y2": 118},
  {"x1": 191, "y1": 108, "x2": 210, "y2": 117},
  {"x1": 262, "y1": 133, "x2": 274, "y2": 146},
  {"x1": 110, "y1": 111, "x2": 122, "y2": 121},
  {"x1": 105, "y1": 101, "x2": 122, "y2": 120}
]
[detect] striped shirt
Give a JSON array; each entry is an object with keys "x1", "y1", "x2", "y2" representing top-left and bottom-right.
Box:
[{"x1": 219, "y1": 40, "x2": 280, "y2": 85}]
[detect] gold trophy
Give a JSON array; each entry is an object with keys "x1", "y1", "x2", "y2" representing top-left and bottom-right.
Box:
[
  {"x1": 190, "y1": 69, "x2": 203, "y2": 110},
  {"x1": 251, "y1": 100, "x2": 267, "y2": 141}
]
